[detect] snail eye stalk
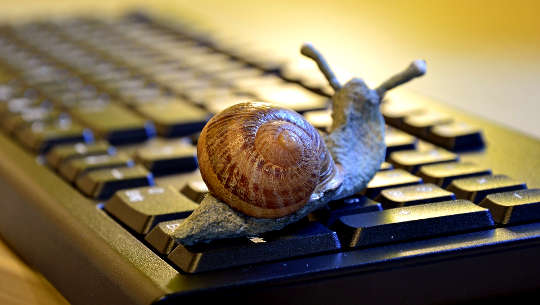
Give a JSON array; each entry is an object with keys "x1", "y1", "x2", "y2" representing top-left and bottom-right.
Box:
[
  {"x1": 375, "y1": 59, "x2": 427, "y2": 100},
  {"x1": 301, "y1": 43, "x2": 342, "y2": 91}
]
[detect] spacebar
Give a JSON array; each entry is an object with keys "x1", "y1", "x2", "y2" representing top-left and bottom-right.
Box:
[
  {"x1": 333, "y1": 200, "x2": 495, "y2": 248},
  {"x1": 168, "y1": 222, "x2": 340, "y2": 273}
]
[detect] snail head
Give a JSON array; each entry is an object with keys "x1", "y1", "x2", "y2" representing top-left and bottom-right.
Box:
[{"x1": 300, "y1": 43, "x2": 426, "y2": 105}]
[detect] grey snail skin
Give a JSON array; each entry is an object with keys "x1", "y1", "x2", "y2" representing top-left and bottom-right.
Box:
[{"x1": 174, "y1": 43, "x2": 426, "y2": 245}]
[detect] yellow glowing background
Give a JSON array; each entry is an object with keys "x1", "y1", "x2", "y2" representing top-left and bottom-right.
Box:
[{"x1": 0, "y1": 0, "x2": 539, "y2": 138}]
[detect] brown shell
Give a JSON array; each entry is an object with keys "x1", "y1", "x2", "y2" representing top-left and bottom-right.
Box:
[{"x1": 197, "y1": 102, "x2": 337, "y2": 218}]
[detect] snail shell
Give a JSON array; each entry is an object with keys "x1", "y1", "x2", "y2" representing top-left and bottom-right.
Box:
[
  {"x1": 197, "y1": 102, "x2": 343, "y2": 218},
  {"x1": 173, "y1": 43, "x2": 425, "y2": 246}
]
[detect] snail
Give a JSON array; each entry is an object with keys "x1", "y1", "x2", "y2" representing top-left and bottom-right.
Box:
[{"x1": 175, "y1": 43, "x2": 426, "y2": 245}]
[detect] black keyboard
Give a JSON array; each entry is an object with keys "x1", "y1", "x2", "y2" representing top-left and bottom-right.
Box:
[{"x1": 0, "y1": 11, "x2": 539, "y2": 305}]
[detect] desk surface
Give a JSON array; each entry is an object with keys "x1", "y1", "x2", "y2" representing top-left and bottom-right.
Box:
[
  {"x1": 0, "y1": 237, "x2": 69, "y2": 305},
  {"x1": 0, "y1": 1, "x2": 539, "y2": 305}
]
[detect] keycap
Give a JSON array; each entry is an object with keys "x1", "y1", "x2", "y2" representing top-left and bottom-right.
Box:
[
  {"x1": 195, "y1": 58, "x2": 247, "y2": 75},
  {"x1": 254, "y1": 83, "x2": 329, "y2": 113},
  {"x1": 376, "y1": 183, "x2": 456, "y2": 208},
  {"x1": 135, "y1": 100, "x2": 209, "y2": 137},
  {"x1": 478, "y1": 189, "x2": 540, "y2": 225},
  {"x1": 76, "y1": 165, "x2": 154, "y2": 200},
  {"x1": 2, "y1": 108, "x2": 62, "y2": 133},
  {"x1": 168, "y1": 221, "x2": 340, "y2": 273},
  {"x1": 379, "y1": 162, "x2": 393, "y2": 171},
  {"x1": 0, "y1": 97, "x2": 37, "y2": 116},
  {"x1": 303, "y1": 109, "x2": 332, "y2": 131},
  {"x1": 309, "y1": 195, "x2": 382, "y2": 226},
  {"x1": 361, "y1": 169, "x2": 423, "y2": 198},
  {"x1": 105, "y1": 186, "x2": 198, "y2": 234},
  {"x1": 16, "y1": 120, "x2": 93, "y2": 153},
  {"x1": 145, "y1": 218, "x2": 187, "y2": 254},
  {"x1": 70, "y1": 103, "x2": 155, "y2": 144},
  {"x1": 417, "y1": 161, "x2": 492, "y2": 188},
  {"x1": 333, "y1": 200, "x2": 494, "y2": 248},
  {"x1": 381, "y1": 99, "x2": 423, "y2": 127},
  {"x1": 135, "y1": 143, "x2": 198, "y2": 176},
  {"x1": 183, "y1": 86, "x2": 233, "y2": 106},
  {"x1": 180, "y1": 180, "x2": 209, "y2": 203},
  {"x1": 59, "y1": 153, "x2": 133, "y2": 181},
  {"x1": 402, "y1": 111, "x2": 453, "y2": 137},
  {"x1": 447, "y1": 175, "x2": 527, "y2": 203},
  {"x1": 389, "y1": 148, "x2": 458, "y2": 173},
  {"x1": 211, "y1": 67, "x2": 263, "y2": 85},
  {"x1": 385, "y1": 126, "x2": 417, "y2": 157},
  {"x1": 46, "y1": 141, "x2": 115, "y2": 168},
  {"x1": 203, "y1": 93, "x2": 257, "y2": 115},
  {"x1": 429, "y1": 121, "x2": 485, "y2": 151}
]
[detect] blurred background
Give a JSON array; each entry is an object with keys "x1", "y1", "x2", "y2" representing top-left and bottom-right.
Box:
[{"x1": 0, "y1": 0, "x2": 538, "y2": 140}]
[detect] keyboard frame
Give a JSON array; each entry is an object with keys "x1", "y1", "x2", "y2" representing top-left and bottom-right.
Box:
[{"x1": 1, "y1": 86, "x2": 539, "y2": 305}]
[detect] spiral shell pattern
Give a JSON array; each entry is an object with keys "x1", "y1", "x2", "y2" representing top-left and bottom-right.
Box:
[{"x1": 197, "y1": 102, "x2": 337, "y2": 218}]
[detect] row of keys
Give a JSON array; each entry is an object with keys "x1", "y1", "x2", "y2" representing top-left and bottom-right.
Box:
[
  {"x1": 2, "y1": 16, "x2": 536, "y2": 277},
  {"x1": 103, "y1": 182, "x2": 539, "y2": 273},
  {"x1": 380, "y1": 99, "x2": 484, "y2": 151},
  {"x1": 44, "y1": 140, "x2": 199, "y2": 199}
]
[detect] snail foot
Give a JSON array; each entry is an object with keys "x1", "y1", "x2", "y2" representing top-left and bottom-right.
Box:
[{"x1": 175, "y1": 193, "x2": 330, "y2": 246}]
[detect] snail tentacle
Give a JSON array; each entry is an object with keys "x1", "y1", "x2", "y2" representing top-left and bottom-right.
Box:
[{"x1": 173, "y1": 44, "x2": 426, "y2": 246}]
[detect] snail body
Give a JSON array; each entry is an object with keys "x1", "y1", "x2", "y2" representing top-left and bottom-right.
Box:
[{"x1": 174, "y1": 44, "x2": 426, "y2": 245}]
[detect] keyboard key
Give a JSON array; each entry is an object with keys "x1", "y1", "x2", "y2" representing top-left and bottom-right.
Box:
[
  {"x1": 303, "y1": 109, "x2": 332, "y2": 131},
  {"x1": 168, "y1": 221, "x2": 340, "y2": 273},
  {"x1": 46, "y1": 141, "x2": 115, "y2": 168},
  {"x1": 75, "y1": 165, "x2": 154, "y2": 200},
  {"x1": 429, "y1": 121, "x2": 485, "y2": 151},
  {"x1": 135, "y1": 143, "x2": 198, "y2": 176},
  {"x1": 211, "y1": 67, "x2": 263, "y2": 85},
  {"x1": 135, "y1": 100, "x2": 209, "y2": 137},
  {"x1": 417, "y1": 161, "x2": 492, "y2": 188},
  {"x1": 447, "y1": 175, "x2": 527, "y2": 203},
  {"x1": 183, "y1": 86, "x2": 233, "y2": 106},
  {"x1": 309, "y1": 195, "x2": 382, "y2": 226},
  {"x1": 478, "y1": 189, "x2": 540, "y2": 225},
  {"x1": 59, "y1": 153, "x2": 133, "y2": 181},
  {"x1": 389, "y1": 148, "x2": 458, "y2": 173},
  {"x1": 385, "y1": 126, "x2": 417, "y2": 157},
  {"x1": 333, "y1": 200, "x2": 494, "y2": 248},
  {"x1": 180, "y1": 179, "x2": 208, "y2": 203},
  {"x1": 105, "y1": 186, "x2": 198, "y2": 234},
  {"x1": 379, "y1": 161, "x2": 393, "y2": 171},
  {"x1": 71, "y1": 103, "x2": 155, "y2": 144},
  {"x1": 203, "y1": 93, "x2": 257, "y2": 115},
  {"x1": 402, "y1": 111, "x2": 453, "y2": 137},
  {"x1": 376, "y1": 183, "x2": 456, "y2": 208},
  {"x1": 16, "y1": 120, "x2": 93, "y2": 153},
  {"x1": 381, "y1": 99, "x2": 423, "y2": 127},
  {"x1": 145, "y1": 218, "x2": 187, "y2": 254},
  {"x1": 361, "y1": 169, "x2": 423, "y2": 198},
  {"x1": 254, "y1": 83, "x2": 329, "y2": 113},
  {"x1": 2, "y1": 108, "x2": 62, "y2": 133},
  {"x1": 0, "y1": 97, "x2": 37, "y2": 116}
]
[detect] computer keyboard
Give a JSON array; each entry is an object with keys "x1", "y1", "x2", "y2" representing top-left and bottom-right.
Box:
[{"x1": 0, "y1": 11, "x2": 539, "y2": 305}]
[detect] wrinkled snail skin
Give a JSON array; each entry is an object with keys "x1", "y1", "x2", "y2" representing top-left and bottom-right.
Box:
[
  {"x1": 173, "y1": 81, "x2": 385, "y2": 246},
  {"x1": 324, "y1": 78, "x2": 386, "y2": 200},
  {"x1": 173, "y1": 44, "x2": 425, "y2": 246}
]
